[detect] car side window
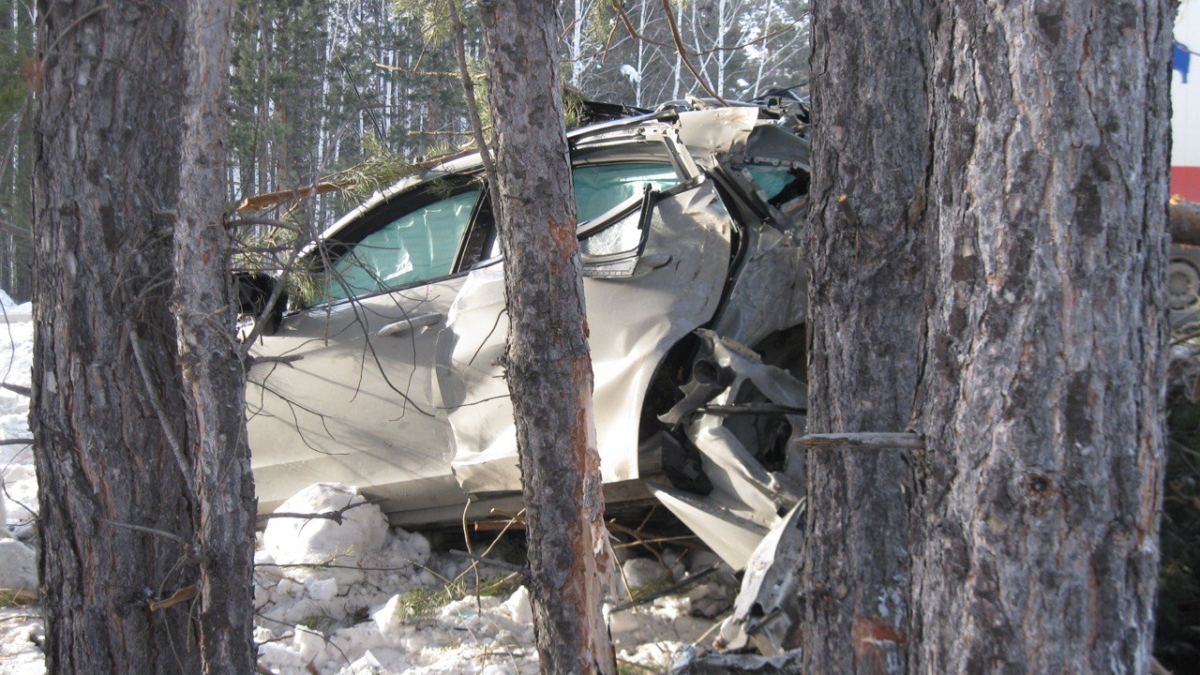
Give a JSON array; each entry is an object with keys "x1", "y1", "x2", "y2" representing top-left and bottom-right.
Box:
[
  {"x1": 573, "y1": 162, "x2": 678, "y2": 224},
  {"x1": 325, "y1": 188, "x2": 481, "y2": 302},
  {"x1": 475, "y1": 161, "x2": 680, "y2": 262}
]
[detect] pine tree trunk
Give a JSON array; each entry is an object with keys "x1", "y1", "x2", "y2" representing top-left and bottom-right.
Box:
[
  {"x1": 176, "y1": 0, "x2": 257, "y2": 672},
  {"x1": 799, "y1": 0, "x2": 927, "y2": 672},
  {"x1": 32, "y1": 1, "x2": 200, "y2": 672},
  {"x1": 911, "y1": 1, "x2": 1173, "y2": 672},
  {"x1": 478, "y1": 0, "x2": 617, "y2": 670}
]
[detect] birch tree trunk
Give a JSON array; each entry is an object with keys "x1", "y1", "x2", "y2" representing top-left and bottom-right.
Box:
[
  {"x1": 911, "y1": 1, "x2": 1173, "y2": 672},
  {"x1": 799, "y1": 0, "x2": 927, "y2": 671},
  {"x1": 32, "y1": 1, "x2": 200, "y2": 672},
  {"x1": 176, "y1": 0, "x2": 257, "y2": 671},
  {"x1": 478, "y1": 0, "x2": 617, "y2": 670}
]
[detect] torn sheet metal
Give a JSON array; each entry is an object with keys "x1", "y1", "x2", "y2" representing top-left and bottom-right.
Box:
[
  {"x1": 651, "y1": 330, "x2": 806, "y2": 571},
  {"x1": 718, "y1": 502, "x2": 805, "y2": 655},
  {"x1": 670, "y1": 644, "x2": 804, "y2": 675}
]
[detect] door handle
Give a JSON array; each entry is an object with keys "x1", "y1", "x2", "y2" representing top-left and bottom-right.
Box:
[{"x1": 377, "y1": 312, "x2": 444, "y2": 337}]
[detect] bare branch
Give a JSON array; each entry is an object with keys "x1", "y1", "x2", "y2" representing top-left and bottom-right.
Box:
[
  {"x1": 254, "y1": 497, "x2": 381, "y2": 525},
  {"x1": 447, "y1": 0, "x2": 503, "y2": 225},
  {"x1": 127, "y1": 323, "x2": 196, "y2": 496},
  {"x1": 610, "y1": 564, "x2": 720, "y2": 612},
  {"x1": 103, "y1": 519, "x2": 192, "y2": 547},
  {"x1": 0, "y1": 220, "x2": 32, "y2": 240},
  {"x1": 411, "y1": 127, "x2": 491, "y2": 137},
  {"x1": 373, "y1": 64, "x2": 460, "y2": 78}
]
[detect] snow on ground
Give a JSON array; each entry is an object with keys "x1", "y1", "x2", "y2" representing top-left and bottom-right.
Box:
[{"x1": 0, "y1": 296, "x2": 732, "y2": 674}]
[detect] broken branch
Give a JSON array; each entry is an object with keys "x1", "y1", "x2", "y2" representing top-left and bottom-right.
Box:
[
  {"x1": 235, "y1": 181, "x2": 351, "y2": 213},
  {"x1": 836, "y1": 193, "x2": 861, "y2": 228},
  {"x1": 799, "y1": 432, "x2": 925, "y2": 450},
  {"x1": 149, "y1": 585, "x2": 197, "y2": 612},
  {"x1": 0, "y1": 382, "x2": 30, "y2": 397}
]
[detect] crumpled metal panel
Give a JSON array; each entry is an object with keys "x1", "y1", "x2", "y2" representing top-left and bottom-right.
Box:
[
  {"x1": 744, "y1": 123, "x2": 810, "y2": 170},
  {"x1": 712, "y1": 226, "x2": 807, "y2": 358},
  {"x1": 674, "y1": 107, "x2": 761, "y2": 169},
  {"x1": 437, "y1": 182, "x2": 733, "y2": 494}
]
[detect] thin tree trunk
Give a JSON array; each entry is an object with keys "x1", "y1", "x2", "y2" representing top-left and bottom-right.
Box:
[
  {"x1": 32, "y1": 1, "x2": 199, "y2": 672},
  {"x1": 800, "y1": 0, "x2": 927, "y2": 672},
  {"x1": 572, "y1": 0, "x2": 585, "y2": 86},
  {"x1": 478, "y1": 0, "x2": 617, "y2": 670},
  {"x1": 176, "y1": 0, "x2": 257, "y2": 672},
  {"x1": 751, "y1": 0, "x2": 771, "y2": 94},
  {"x1": 911, "y1": 2, "x2": 1173, "y2": 672}
]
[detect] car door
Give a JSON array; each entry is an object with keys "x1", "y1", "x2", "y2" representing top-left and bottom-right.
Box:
[
  {"x1": 248, "y1": 181, "x2": 487, "y2": 515},
  {"x1": 436, "y1": 137, "x2": 735, "y2": 497}
]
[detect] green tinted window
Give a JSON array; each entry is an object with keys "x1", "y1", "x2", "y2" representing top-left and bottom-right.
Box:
[
  {"x1": 327, "y1": 189, "x2": 480, "y2": 301},
  {"x1": 573, "y1": 163, "x2": 678, "y2": 224},
  {"x1": 745, "y1": 167, "x2": 792, "y2": 199}
]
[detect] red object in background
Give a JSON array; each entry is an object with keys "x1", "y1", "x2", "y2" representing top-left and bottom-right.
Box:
[{"x1": 1173, "y1": 166, "x2": 1200, "y2": 202}]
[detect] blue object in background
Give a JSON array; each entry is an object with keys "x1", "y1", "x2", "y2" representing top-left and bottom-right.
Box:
[{"x1": 1177, "y1": 42, "x2": 1192, "y2": 84}]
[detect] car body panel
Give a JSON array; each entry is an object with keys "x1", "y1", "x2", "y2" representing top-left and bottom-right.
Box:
[{"x1": 248, "y1": 278, "x2": 463, "y2": 514}]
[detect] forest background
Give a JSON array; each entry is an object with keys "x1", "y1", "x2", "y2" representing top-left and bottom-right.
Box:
[{"x1": 0, "y1": 0, "x2": 809, "y2": 302}]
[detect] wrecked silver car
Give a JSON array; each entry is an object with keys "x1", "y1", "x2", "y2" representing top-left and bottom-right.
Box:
[{"x1": 243, "y1": 99, "x2": 811, "y2": 572}]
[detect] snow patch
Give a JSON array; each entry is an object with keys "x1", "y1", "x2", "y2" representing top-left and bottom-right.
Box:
[
  {"x1": 262, "y1": 483, "x2": 390, "y2": 585},
  {"x1": 0, "y1": 538, "x2": 37, "y2": 591}
]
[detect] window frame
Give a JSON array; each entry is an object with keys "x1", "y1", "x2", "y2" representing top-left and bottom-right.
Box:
[{"x1": 296, "y1": 135, "x2": 696, "y2": 310}]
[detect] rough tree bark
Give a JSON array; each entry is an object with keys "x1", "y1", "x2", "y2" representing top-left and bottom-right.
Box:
[
  {"x1": 31, "y1": 1, "x2": 200, "y2": 672},
  {"x1": 799, "y1": 0, "x2": 927, "y2": 672},
  {"x1": 175, "y1": 0, "x2": 257, "y2": 672},
  {"x1": 911, "y1": 1, "x2": 1172, "y2": 672},
  {"x1": 478, "y1": 0, "x2": 618, "y2": 671}
]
